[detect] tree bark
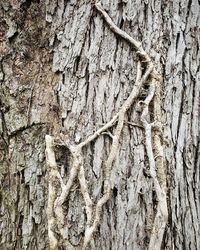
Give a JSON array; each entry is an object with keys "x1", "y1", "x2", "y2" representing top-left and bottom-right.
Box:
[{"x1": 0, "y1": 0, "x2": 199, "y2": 249}]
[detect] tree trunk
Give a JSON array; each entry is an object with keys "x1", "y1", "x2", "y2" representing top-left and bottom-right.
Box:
[{"x1": 0, "y1": 0, "x2": 199, "y2": 249}]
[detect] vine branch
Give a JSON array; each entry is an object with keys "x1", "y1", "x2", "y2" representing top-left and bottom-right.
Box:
[{"x1": 45, "y1": 2, "x2": 168, "y2": 249}]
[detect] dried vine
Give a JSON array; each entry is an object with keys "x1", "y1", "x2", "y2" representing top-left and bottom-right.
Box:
[{"x1": 45, "y1": 2, "x2": 168, "y2": 249}]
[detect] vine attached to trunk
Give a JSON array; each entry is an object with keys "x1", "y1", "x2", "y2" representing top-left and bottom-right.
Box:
[{"x1": 45, "y1": 2, "x2": 168, "y2": 249}]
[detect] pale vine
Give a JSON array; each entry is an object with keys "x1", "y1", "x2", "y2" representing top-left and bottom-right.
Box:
[{"x1": 45, "y1": 2, "x2": 168, "y2": 250}]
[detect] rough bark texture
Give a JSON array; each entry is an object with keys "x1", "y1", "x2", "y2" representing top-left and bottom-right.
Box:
[{"x1": 0, "y1": 0, "x2": 199, "y2": 249}]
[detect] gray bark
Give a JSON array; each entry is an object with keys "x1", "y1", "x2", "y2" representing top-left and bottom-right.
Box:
[{"x1": 0, "y1": 0, "x2": 199, "y2": 249}]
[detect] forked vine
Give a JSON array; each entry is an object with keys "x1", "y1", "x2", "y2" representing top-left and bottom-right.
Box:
[{"x1": 45, "y1": 2, "x2": 168, "y2": 250}]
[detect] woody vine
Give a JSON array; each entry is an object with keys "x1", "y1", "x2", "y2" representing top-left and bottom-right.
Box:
[{"x1": 45, "y1": 2, "x2": 168, "y2": 250}]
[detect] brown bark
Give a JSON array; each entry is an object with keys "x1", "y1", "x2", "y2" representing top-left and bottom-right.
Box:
[{"x1": 0, "y1": 0, "x2": 199, "y2": 249}]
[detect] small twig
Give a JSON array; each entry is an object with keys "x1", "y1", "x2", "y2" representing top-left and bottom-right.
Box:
[
  {"x1": 140, "y1": 81, "x2": 168, "y2": 250},
  {"x1": 148, "y1": 80, "x2": 168, "y2": 250},
  {"x1": 78, "y1": 114, "x2": 118, "y2": 148},
  {"x1": 45, "y1": 135, "x2": 59, "y2": 250},
  {"x1": 95, "y1": 2, "x2": 148, "y2": 59},
  {"x1": 102, "y1": 131, "x2": 114, "y2": 139},
  {"x1": 94, "y1": 2, "x2": 161, "y2": 81},
  {"x1": 82, "y1": 62, "x2": 154, "y2": 249},
  {"x1": 46, "y1": 135, "x2": 77, "y2": 249},
  {"x1": 78, "y1": 165, "x2": 93, "y2": 226},
  {"x1": 54, "y1": 147, "x2": 81, "y2": 226}
]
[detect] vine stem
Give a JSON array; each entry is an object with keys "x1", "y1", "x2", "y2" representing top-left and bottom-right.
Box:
[{"x1": 45, "y1": 2, "x2": 168, "y2": 249}]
